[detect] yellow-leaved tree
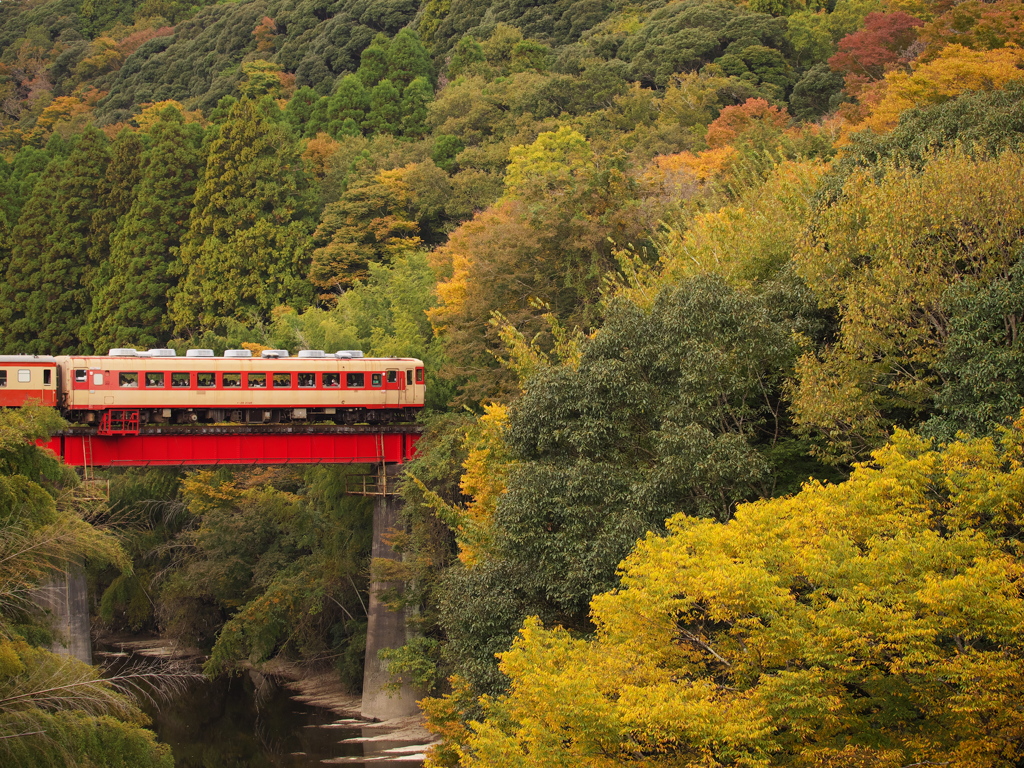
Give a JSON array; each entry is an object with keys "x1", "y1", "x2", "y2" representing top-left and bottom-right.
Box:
[
  {"x1": 444, "y1": 422, "x2": 1024, "y2": 767},
  {"x1": 856, "y1": 43, "x2": 1024, "y2": 134},
  {"x1": 791, "y1": 149, "x2": 1024, "y2": 463},
  {"x1": 412, "y1": 404, "x2": 511, "y2": 568}
]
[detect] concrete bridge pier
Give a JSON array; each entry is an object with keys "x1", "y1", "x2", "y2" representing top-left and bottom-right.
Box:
[
  {"x1": 33, "y1": 562, "x2": 92, "y2": 664},
  {"x1": 361, "y1": 462, "x2": 420, "y2": 720}
]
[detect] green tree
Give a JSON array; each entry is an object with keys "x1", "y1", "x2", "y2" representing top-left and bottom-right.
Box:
[
  {"x1": 357, "y1": 32, "x2": 391, "y2": 88},
  {"x1": 328, "y1": 74, "x2": 371, "y2": 135},
  {"x1": 790, "y1": 62, "x2": 846, "y2": 119},
  {"x1": 618, "y1": 0, "x2": 788, "y2": 87},
  {"x1": 0, "y1": 407, "x2": 171, "y2": 768},
  {"x1": 169, "y1": 98, "x2": 314, "y2": 335},
  {"x1": 284, "y1": 86, "x2": 320, "y2": 134},
  {"x1": 364, "y1": 78, "x2": 403, "y2": 135},
  {"x1": 433, "y1": 279, "x2": 801, "y2": 696},
  {"x1": 386, "y1": 28, "x2": 434, "y2": 87},
  {"x1": 82, "y1": 129, "x2": 146, "y2": 349},
  {"x1": 90, "y1": 107, "x2": 206, "y2": 351},
  {"x1": 88, "y1": 129, "x2": 145, "y2": 266},
  {"x1": 0, "y1": 146, "x2": 52, "y2": 239},
  {"x1": 925, "y1": 259, "x2": 1024, "y2": 440},
  {"x1": 401, "y1": 77, "x2": 434, "y2": 138},
  {"x1": 0, "y1": 128, "x2": 110, "y2": 354},
  {"x1": 446, "y1": 35, "x2": 486, "y2": 79},
  {"x1": 792, "y1": 151, "x2": 1024, "y2": 463}
]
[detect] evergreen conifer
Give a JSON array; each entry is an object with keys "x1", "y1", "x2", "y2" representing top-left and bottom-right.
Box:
[
  {"x1": 0, "y1": 129, "x2": 111, "y2": 354},
  {"x1": 169, "y1": 98, "x2": 314, "y2": 335},
  {"x1": 91, "y1": 108, "x2": 206, "y2": 351},
  {"x1": 364, "y1": 79, "x2": 403, "y2": 135}
]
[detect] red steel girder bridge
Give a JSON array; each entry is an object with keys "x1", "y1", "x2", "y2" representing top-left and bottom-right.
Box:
[{"x1": 41, "y1": 423, "x2": 422, "y2": 467}]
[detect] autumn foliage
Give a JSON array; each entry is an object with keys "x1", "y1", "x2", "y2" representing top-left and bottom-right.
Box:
[
  {"x1": 2, "y1": 0, "x2": 1024, "y2": 763},
  {"x1": 828, "y1": 11, "x2": 924, "y2": 89}
]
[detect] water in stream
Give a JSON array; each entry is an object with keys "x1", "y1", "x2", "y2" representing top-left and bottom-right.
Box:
[{"x1": 98, "y1": 646, "x2": 428, "y2": 767}]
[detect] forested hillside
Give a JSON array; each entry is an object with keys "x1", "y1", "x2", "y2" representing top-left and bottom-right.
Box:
[{"x1": 3, "y1": 0, "x2": 1024, "y2": 762}]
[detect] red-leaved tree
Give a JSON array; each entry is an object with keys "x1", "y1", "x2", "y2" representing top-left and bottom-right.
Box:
[{"x1": 829, "y1": 11, "x2": 923, "y2": 93}]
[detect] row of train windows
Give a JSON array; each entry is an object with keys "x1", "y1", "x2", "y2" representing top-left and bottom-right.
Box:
[
  {"x1": 0, "y1": 369, "x2": 52, "y2": 387},
  {"x1": 74, "y1": 370, "x2": 420, "y2": 389}
]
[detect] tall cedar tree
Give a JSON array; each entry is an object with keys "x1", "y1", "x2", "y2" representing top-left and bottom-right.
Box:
[
  {"x1": 0, "y1": 163, "x2": 60, "y2": 353},
  {"x1": 88, "y1": 129, "x2": 145, "y2": 270},
  {"x1": 90, "y1": 108, "x2": 206, "y2": 351},
  {"x1": 169, "y1": 99, "x2": 313, "y2": 336},
  {"x1": 0, "y1": 128, "x2": 110, "y2": 354},
  {"x1": 83, "y1": 129, "x2": 146, "y2": 347},
  {"x1": 357, "y1": 33, "x2": 391, "y2": 87},
  {"x1": 307, "y1": 75, "x2": 370, "y2": 139},
  {"x1": 385, "y1": 28, "x2": 435, "y2": 87},
  {"x1": 364, "y1": 79, "x2": 403, "y2": 135}
]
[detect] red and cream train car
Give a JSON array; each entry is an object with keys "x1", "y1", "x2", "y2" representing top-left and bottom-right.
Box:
[
  {"x1": 0, "y1": 349, "x2": 425, "y2": 425},
  {"x1": 0, "y1": 355, "x2": 58, "y2": 408}
]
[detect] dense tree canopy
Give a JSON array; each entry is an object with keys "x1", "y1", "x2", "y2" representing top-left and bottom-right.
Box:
[
  {"x1": 0, "y1": 127, "x2": 110, "y2": 353},
  {"x1": 90, "y1": 106, "x2": 206, "y2": 350},
  {"x1": 1, "y1": 0, "x2": 1023, "y2": 762},
  {"x1": 169, "y1": 98, "x2": 313, "y2": 336},
  {"x1": 434, "y1": 278, "x2": 807, "y2": 695},
  {"x1": 0, "y1": 408, "x2": 171, "y2": 767},
  {"x1": 451, "y1": 426, "x2": 1024, "y2": 767},
  {"x1": 792, "y1": 150, "x2": 1024, "y2": 463}
]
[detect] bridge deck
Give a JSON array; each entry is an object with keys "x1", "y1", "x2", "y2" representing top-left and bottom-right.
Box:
[{"x1": 43, "y1": 424, "x2": 423, "y2": 467}]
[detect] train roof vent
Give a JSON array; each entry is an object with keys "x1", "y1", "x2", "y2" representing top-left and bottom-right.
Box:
[
  {"x1": 185, "y1": 349, "x2": 215, "y2": 358},
  {"x1": 335, "y1": 350, "x2": 364, "y2": 358},
  {"x1": 260, "y1": 349, "x2": 290, "y2": 358},
  {"x1": 297, "y1": 349, "x2": 327, "y2": 358},
  {"x1": 147, "y1": 348, "x2": 177, "y2": 357},
  {"x1": 224, "y1": 349, "x2": 252, "y2": 358},
  {"x1": 108, "y1": 348, "x2": 139, "y2": 357}
]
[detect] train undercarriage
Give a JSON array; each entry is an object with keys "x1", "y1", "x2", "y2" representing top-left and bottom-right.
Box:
[{"x1": 66, "y1": 406, "x2": 421, "y2": 428}]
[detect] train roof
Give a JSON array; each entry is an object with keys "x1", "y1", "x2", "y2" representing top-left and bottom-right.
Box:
[
  {"x1": 55, "y1": 351, "x2": 423, "y2": 363},
  {"x1": 0, "y1": 355, "x2": 57, "y2": 363},
  {"x1": 79, "y1": 348, "x2": 420, "y2": 361}
]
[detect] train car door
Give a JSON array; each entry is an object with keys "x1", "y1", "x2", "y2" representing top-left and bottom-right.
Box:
[
  {"x1": 93, "y1": 370, "x2": 114, "y2": 405},
  {"x1": 384, "y1": 368, "x2": 406, "y2": 406}
]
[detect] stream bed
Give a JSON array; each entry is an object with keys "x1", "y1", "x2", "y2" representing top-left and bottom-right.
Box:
[{"x1": 96, "y1": 640, "x2": 430, "y2": 767}]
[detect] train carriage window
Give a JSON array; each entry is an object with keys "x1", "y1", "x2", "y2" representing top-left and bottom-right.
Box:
[
  {"x1": 386, "y1": 370, "x2": 397, "y2": 383},
  {"x1": 145, "y1": 372, "x2": 165, "y2": 388},
  {"x1": 18, "y1": 369, "x2": 31, "y2": 383},
  {"x1": 43, "y1": 370, "x2": 51, "y2": 386},
  {"x1": 322, "y1": 373, "x2": 340, "y2": 388},
  {"x1": 197, "y1": 372, "x2": 215, "y2": 388},
  {"x1": 406, "y1": 370, "x2": 413, "y2": 385},
  {"x1": 415, "y1": 368, "x2": 424, "y2": 383},
  {"x1": 0, "y1": 371, "x2": 6, "y2": 387},
  {"x1": 222, "y1": 373, "x2": 241, "y2": 388},
  {"x1": 75, "y1": 370, "x2": 87, "y2": 383},
  {"x1": 119, "y1": 372, "x2": 138, "y2": 387},
  {"x1": 346, "y1": 373, "x2": 365, "y2": 388},
  {"x1": 273, "y1": 373, "x2": 292, "y2": 388},
  {"x1": 93, "y1": 373, "x2": 104, "y2": 386},
  {"x1": 371, "y1": 373, "x2": 382, "y2": 387},
  {"x1": 171, "y1": 372, "x2": 191, "y2": 388},
  {"x1": 247, "y1": 373, "x2": 266, "y2": 388},
  {"x1": 297, "y1": 372, "x2": 315, "y2": 388}
]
